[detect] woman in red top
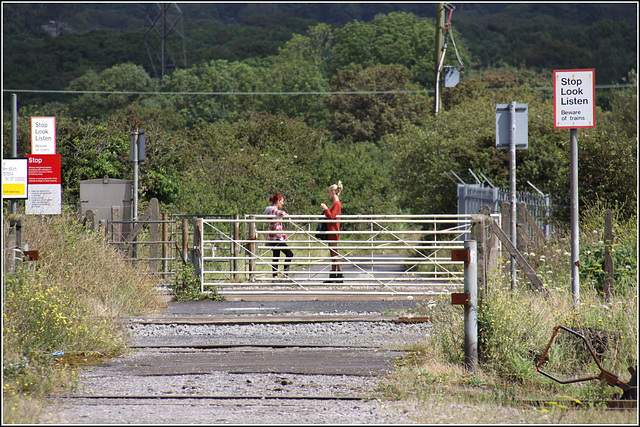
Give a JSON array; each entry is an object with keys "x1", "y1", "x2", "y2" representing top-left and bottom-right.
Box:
[{"x1": 320, "y1": 181, "x2": 343, "y2": 282}]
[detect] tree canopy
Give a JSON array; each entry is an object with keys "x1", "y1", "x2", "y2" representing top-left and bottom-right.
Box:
[{"x1": 2, "y1": 7, "x2": 637, "y2": 221}]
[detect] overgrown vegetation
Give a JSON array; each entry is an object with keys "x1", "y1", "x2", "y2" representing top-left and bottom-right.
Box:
[
  {"x1": 381, "y1": 202, "x2": 637, "y2": 422},
  {"x1": 2, "y1": 210, "x2": 167, "y2": 423},
  {"x1": 173, "y1": 261, "x2": 224, "y2": 302}
]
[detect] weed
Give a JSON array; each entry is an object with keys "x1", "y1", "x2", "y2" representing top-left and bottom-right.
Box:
[{"x1": 173, "y1": 262, "x2": 224, "y2": 301}]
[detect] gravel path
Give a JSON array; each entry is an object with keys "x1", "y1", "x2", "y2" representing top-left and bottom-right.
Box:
[
  {"x1": 41, "y1": 304, "x2": 432, "y2": 424},
  {"x1": 129, "y1": 320, "x2": 432, "y2": 348}
]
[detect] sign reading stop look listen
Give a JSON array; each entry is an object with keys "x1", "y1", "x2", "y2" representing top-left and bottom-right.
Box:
[
  {"x1": 31, "y1": 116, "x2": 57, "y2": 154},
  {"x1": 553, "y1": 69, "x2": 595, "y2": 129}
]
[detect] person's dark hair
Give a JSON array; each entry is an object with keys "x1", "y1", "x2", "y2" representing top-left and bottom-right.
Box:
[{"x1": 269, "y1": 194, "x2": 284, "y2": 205}]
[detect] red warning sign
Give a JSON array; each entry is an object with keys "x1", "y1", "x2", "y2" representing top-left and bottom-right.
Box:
[{"x1": 26, "y1": 154, "x2": 61, "y2": 185}]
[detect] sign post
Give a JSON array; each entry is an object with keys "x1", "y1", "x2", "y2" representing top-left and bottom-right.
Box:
[
  {"x1": 26, "y1": 154, "x2": 62, "y2": 215},
  {"x1": 554, "y1": 69, "x2": 595, "y2": 307},
  {"x1": 130, "y1": 128, "x2": 146, "y2": 222},
  {"x1": 11, "y1": 95, "x2": 19, "y2": 213},
  {"x1": 2, "y1": 158, "x2": 28, "y2": 199},
  {"x1": 496, "y1": 103, "x2": 528, "y2": 290}
]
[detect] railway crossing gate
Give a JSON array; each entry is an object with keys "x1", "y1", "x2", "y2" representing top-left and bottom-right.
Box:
[{"x1": 196, "y1": 214, "x2": 499, "y2": 298}]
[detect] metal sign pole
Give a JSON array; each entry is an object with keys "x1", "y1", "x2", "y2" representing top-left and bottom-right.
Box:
[
  {"x1": 570, "y1": 128, "x2": 579, "y2": 306},
  {"x1": 509, "y1": 101, "x2": 517, "y2": 290},
  {"x1": 464, "y1": 240, "x2": 478, "y2": 372},
  {"x1": 11, "y1": 94, "x2": 18, "y2": 215},
  {"x1": 133, "y1": 129, "x2": 139, "y2": 222}
]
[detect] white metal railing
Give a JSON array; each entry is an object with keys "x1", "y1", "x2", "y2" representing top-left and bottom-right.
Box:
[{"x1": 198, "y1": 214, "x2": 487, "y2": 296}]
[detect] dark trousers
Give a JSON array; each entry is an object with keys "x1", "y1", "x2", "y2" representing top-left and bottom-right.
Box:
[{"x1": 268, "y1": 242, "x2": 293, "y2": 275}]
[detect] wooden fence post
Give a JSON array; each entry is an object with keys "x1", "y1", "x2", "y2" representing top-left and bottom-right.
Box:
[
  {"x1": 604, "y1": 209, "x2": 614, "y2": 300},
  {"x1": 501, "y1": 201, "x2": 511, "y2": 238},
  {"x1": 84, "y1": 209, "x2": 95, "y2": 231},
  {"x1": 517, "y1": 202, "x2": 531, "y2": 251},
  {"x1": 111, "y1": 205, "x2": 122, "y2": 255},
  {"x1": 193, "y1": 218, "x2": 202, "y2": 277},
  {"x1": 6, "y1": 215, "x2": 23, "y2": 274},
  {"x1": 182, "y1": 218, "x2": 189, "y2": 264}
]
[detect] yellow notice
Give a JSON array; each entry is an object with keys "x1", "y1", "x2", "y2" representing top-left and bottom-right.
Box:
[{"x1": 3, "y1": 183, "x2": 26, "y2": 196}]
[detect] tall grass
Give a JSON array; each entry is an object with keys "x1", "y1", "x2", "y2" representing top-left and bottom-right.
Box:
[
  {"x1": 3, "y1": 209, "x2": 168, "y2": 423},
  {"x1": 382, "y1": 202, "x2": 637, "y2": 421}
]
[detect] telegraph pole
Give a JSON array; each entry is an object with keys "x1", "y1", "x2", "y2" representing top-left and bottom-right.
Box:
[{"x1": 434, "y1": 3, "x2": 445, "y2": 114}]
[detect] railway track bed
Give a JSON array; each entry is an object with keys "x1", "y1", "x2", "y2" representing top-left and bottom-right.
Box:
[{"x1": 41, "y1": 300, "x2": 430, "y2": 424}]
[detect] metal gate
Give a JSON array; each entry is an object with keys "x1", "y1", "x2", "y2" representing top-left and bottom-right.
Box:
[{"x1": 198, "y1": 214, "x2": 488, "y2": 297}]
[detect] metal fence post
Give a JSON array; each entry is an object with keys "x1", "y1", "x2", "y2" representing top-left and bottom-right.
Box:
[
  {"x1": 149, "y1": 199, "x2": 159, "y2": 272},
  {"x1": 464, "y1": 240, "x2": 478, "y2": 372},
  {"x1": 248, "y1": 215, "x2": 256, "y2": 282},
  {"x1": 233, "y1": 214, "x2": 240, "y2": 282},
  {"x1": 162, "y1": 212, "x2": 168, "y2": 280}
]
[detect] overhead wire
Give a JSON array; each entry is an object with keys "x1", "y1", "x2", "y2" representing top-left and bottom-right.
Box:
[
  {"x1": 1, "y1": 84, "x2": 634, "y2": 97},
  {"x1": 1, "y1": 88, "x2": 434, "y2": 95}
]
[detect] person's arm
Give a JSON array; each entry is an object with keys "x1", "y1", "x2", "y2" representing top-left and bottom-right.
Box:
[{"x1": 324, "y1": 203, "x2": 339, "y2": 219}]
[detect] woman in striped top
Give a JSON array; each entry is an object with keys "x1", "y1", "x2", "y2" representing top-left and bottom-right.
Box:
[{"x1": 264, "y1": 194, "x2": 293, "y2": 279}]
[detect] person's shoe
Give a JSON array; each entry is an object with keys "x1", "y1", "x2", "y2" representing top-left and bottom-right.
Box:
[
  {"x1": 323, "y1": 273, "x2": 336, "y2": 283},
  {"x1": 335, "y1": 273, "x2": 343, "y2": 283}
]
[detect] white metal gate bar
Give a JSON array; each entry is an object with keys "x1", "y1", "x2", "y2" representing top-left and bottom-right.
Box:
[{"x1": 198, "y1": 214, "x2": 484, "y2": 296}]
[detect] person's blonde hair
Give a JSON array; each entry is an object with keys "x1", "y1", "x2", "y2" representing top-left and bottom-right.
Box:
[{"x1": 328, "y1": 181, "x2": 343, "y2": 196}]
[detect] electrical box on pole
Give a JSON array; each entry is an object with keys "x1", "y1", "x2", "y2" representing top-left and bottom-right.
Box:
[
  {"x1": 130, "y1": 129, "x2": 146, "y2": 164},
  {"x1": 443, "y1": 66, "x2": 460, "y2": 87},
  {"x1": 496, "y1": 104, "x2": 528, "y2": 149}
]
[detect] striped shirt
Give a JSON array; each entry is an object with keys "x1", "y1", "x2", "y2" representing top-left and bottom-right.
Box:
[{"x1": 264, "y1": 205, "x2": 288, "y2": 241}]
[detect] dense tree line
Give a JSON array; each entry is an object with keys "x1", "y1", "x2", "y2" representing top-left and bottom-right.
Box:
[
  {"x1": 2, "y1": 3, "x2": 636, "y2": 103},
  {"x1": 2, "y1": 8, "x2": 637, "y2": 221}
]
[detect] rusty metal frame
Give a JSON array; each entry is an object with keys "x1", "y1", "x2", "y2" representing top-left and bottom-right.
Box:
[{"x1": 536, "y1": 325, "x2": 633, "y2": 394}]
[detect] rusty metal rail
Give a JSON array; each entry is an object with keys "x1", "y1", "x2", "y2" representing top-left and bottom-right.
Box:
[{"x1": 536, "y1": 325, "x2": 637, "y2": 401}]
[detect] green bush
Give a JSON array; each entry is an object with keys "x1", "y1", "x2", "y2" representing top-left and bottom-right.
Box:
[{"x1": 172, "y1": 262, "x2": 224, "y2": 301}]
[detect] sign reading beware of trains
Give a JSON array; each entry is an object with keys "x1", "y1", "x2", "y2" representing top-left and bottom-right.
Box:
[{"x1": 553, "y1": 69, "x2": 595, "y2": 129}]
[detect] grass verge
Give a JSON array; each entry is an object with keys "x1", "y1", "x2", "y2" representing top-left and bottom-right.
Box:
[{"x1": 3, "y1": 209, "x2": 168, "y2": 423}]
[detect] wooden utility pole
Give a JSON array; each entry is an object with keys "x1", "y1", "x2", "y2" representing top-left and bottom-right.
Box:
[{"x1": 434, "y1": 3, "x2": 445, "y2": 114}]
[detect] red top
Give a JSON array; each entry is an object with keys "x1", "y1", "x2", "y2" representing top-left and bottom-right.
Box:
[{"x1": 324, "y1": 201, "x2": 341, "y2": 241}]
